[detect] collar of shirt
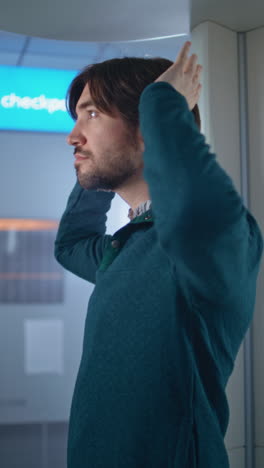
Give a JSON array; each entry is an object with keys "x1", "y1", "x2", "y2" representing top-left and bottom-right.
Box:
[{"x1": 128, "y1": 200, "x2": 152, "y2": 221}]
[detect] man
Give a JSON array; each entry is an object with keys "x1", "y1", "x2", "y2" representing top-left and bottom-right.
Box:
[{"x1": 54, "y1": 41, "x2": 263, "y2": 467}]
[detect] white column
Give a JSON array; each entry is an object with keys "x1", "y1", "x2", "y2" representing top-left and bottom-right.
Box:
[
  {"x1": 247, "y1": 26, "x2": 264, "y2": 468},
  {"x1": 191, "y1": 21, "x2": 246, "y2": 468}
]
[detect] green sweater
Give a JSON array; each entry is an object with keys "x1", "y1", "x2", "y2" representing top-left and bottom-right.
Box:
[{"x1": 55, "y1": 82, "x2": 263, "y2": 468}]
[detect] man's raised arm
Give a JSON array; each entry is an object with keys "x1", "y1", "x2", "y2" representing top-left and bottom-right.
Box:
[{"x1": 54, "y1": 180, "x2": 115, "y2": 284}]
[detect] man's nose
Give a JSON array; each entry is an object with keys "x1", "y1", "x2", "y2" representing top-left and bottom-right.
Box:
[{"x1": 67, "y1": 126, "x2": 86, "y2": 146}]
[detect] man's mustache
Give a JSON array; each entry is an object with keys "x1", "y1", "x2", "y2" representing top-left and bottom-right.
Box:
[{"x1": 74, "y1": 148, "x2": 92, "y2": 157}]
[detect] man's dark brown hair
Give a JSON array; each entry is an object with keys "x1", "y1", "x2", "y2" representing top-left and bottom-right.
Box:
[{"x1": 66, "y1": 56, "x2": 201, "y2": 131}]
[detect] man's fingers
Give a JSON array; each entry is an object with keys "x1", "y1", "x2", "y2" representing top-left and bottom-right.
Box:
[
  {"x1": 190, "y1": 54, "x2": 198, "y2": 72},
  {"x1": 184, "y1": 54, "x2": 198, "y2": 74},
  {"x1": 176, "y1": 41, "x2": 192, "y2": 66},
  {"x1": 193, "y1": 65, "x2": 203, "y2": 82}
]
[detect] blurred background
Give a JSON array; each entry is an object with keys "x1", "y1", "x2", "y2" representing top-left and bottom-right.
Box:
[{"x1": 0, "y1": 0, "x2": 264, "y2": 467}]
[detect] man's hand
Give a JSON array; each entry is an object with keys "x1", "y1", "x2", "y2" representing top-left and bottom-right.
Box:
[{"x1": 155, "y1": 41, "x2": 203, "y2": 111}]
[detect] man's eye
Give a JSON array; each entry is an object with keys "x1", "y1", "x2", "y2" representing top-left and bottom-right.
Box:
[{"x1": 87, "y1": 110, "x2": 98, "y2": 118}]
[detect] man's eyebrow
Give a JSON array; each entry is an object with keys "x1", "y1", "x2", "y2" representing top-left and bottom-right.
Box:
[{"x1": 76, "y1": 99, "x2": 96, "y2": 111}]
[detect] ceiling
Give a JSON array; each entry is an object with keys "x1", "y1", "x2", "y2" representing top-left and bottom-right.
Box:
[
  {"x1": 1, "y1": 0, "x2": 188, "y2": 42},
  {"x1": 0, "y1": 0, "x2": 263, "y2": 43},
  {"x1": 0, "y1": 0, "x2": 263, "y2": 69}
]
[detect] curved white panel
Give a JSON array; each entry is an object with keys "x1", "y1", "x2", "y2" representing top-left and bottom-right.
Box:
[{"x1": 0, "y1": 0, "x2": 189, "y2": 42}]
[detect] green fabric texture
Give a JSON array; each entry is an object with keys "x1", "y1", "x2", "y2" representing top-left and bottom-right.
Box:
[{"x1": 54, "y1": 82, "x2": 263, "y2": 468}]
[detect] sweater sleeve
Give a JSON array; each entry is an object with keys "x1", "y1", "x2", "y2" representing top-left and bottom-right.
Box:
[
  {"x1": 139, "y1": 82, "x2": 264, "y2": 305},
  {"x1": 54, "y1": 180, "x2": 115, "y2": 284}
]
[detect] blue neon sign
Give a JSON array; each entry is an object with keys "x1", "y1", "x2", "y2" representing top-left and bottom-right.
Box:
[{"x1": 0, "y1": 66, "x2": 78, "y2": 133}]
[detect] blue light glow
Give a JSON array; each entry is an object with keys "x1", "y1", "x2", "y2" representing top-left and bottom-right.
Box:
[{"x1": 0, "y1": 66, "x2": 78, "y2": 133}]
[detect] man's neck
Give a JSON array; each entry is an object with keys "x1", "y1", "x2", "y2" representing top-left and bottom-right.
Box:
[{"x1": 115, "y1": 176, "x2": 151, "y2": 212}]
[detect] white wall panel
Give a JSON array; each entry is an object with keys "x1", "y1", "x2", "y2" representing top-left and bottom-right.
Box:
[
  {"x1": 255, "y1": 447, "x2": 264, "y2": 468},
  {"x1": 247, "y1": 26, "x2": 264, "y2": 450},
  {"x1": 227, "y1": 448, "x2": 245, "y2": 468},
  {"x1": 192, "y1": 21, "x2": 244, "y2": 451},
  {"x1": 225, "y1": 347, "x2": 245, "y2": 449}
]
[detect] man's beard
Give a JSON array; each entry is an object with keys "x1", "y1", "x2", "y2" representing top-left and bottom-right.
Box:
[{"x1": 76, "y1": 144, "x2": 143, "y2": 192}]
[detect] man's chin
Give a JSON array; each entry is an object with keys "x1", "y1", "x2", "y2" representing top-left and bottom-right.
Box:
[{"x1": 76, "y1": 176, "x2": 114, "y2": 193}]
